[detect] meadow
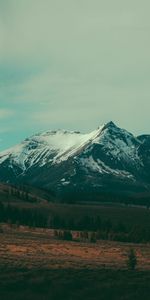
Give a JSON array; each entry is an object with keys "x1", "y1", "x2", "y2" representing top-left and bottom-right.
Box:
[
  {"x1": 0, "y1": 225, "x2": 150, "y2": 300},
  {"x1": 0, "y1": 189, "x2": 150, "y2": 299}
]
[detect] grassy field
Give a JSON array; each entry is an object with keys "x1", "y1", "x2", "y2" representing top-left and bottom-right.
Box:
[{"x1": 0, "y1": 226, "x2": 150, "y2": 300}]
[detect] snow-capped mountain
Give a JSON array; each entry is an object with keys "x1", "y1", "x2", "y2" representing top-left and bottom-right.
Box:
[
  {"x1": 0, "y1": 121, "x2": 150, "y2": 201},
  {"x1": 0, "y1": 127, "x2": 104, "y2": 171}
]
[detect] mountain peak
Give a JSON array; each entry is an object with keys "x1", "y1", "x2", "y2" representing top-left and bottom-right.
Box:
[
  {"x1": 100, "y1": 121, "x2": 117, "y2": 132},
  {"x1": 104, "y1": 121, "x2": 117, "y2": 128}
]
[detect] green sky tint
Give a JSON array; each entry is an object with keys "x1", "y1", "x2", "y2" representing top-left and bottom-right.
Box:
[{"x1": 0, "y1": 0, "x2": 150, "y2": 150}]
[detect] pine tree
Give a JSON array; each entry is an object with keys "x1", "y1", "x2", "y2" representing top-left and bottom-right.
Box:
[{"x1": 127, "y1": 248, "x2": 137, "y2": 270}]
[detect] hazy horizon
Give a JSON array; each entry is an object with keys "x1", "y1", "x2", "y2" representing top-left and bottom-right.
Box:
[{"x1": 1, "y1": 0, "x2": 150, "y2": 150}]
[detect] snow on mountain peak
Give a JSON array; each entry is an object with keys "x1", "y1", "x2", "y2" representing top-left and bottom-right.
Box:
[
  {"x1": 0, "y1": 126, "x2": 104, "y2": 171},
  {"x1": 79, "y1": 121, "x2": 142, "y2": 176},
  {"x1": 0, "y1": 122, "x2": 142, "y2": 176}
]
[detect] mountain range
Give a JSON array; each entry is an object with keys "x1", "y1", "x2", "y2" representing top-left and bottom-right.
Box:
[{"x1": 0, "y1": 121, "x2": 150, "y2": 203}]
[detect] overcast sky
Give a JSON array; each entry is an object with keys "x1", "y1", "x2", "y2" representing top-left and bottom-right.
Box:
[{"x1": 0, "y1": 0, "x2": 150, "y2": 150}]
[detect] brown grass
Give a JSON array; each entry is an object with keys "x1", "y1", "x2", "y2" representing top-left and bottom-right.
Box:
[{"x1": 0, "y1": 225, "x2": 150, "y2": 271}]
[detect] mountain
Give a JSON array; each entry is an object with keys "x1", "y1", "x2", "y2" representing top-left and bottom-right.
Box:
[{"x1": 0, "y1": 121, "x2": 150, "y2": 202}]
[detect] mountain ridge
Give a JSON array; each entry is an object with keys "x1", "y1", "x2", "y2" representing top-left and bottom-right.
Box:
[{"x1": 0, "y1": 121, "x2": 150, "y2": 202}]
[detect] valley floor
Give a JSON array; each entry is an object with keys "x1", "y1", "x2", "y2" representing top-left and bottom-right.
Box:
[{"x1": 0, "y1": 225, "x2": 150, "y2": 299}]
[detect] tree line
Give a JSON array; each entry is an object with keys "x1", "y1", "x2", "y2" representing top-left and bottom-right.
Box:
[{"x1": 0, "y1": 201, "x2": 150, "y2": 243}]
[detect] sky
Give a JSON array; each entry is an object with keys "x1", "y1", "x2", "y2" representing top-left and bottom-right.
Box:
[{"x1": 0, "y1": 0, "x2": 150, "y2": 150}]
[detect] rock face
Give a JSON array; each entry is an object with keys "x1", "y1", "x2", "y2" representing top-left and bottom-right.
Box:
[{"x1": 0, "y1": 121, "x2": 150, "y2": 201}]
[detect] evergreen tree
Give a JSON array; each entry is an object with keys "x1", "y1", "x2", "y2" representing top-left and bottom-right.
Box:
[{"x1": 127, "y1": 248, "x2": 137, "y2": 270}]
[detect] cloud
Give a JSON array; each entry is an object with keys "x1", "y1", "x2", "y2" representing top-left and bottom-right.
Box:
[
  {"x1": 0, "y1": 109, "x2": 14, "y2": 119},
  {"x1": 0, "y1": 0, "x2": 150, "y2": 149},
  {"x1": 1, "y1": 0, "x2": 150, "y2": 67}
]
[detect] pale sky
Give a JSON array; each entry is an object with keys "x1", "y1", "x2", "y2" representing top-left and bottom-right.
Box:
[{"x1": 0, "y1": 0, "x2": 150, "y2": 150}]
